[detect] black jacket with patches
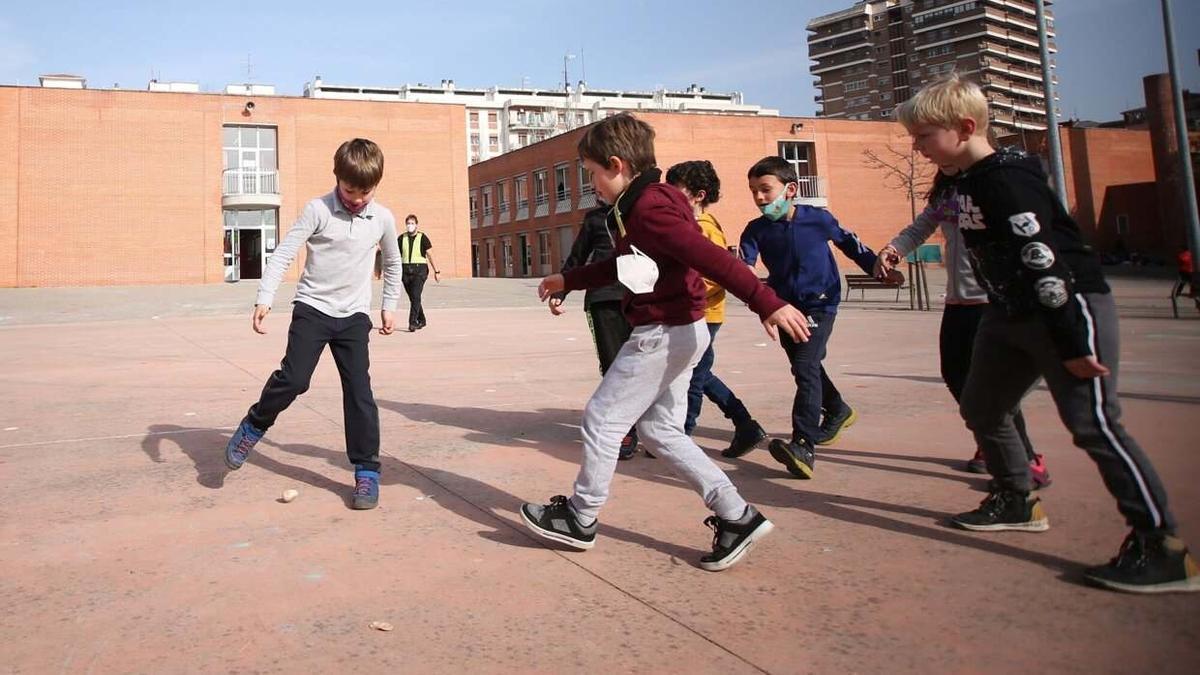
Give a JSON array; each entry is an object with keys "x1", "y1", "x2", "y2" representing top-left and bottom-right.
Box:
[{"x1": 955, "y1": 148, "x2": 1109, "y2": 360}]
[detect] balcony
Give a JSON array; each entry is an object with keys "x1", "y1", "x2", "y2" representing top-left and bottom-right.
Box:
[
  {"x1": 577, "y1": 184, "x2": 597, "y2": 210},
  {"x1": 498, "y1": 203, "x2": 510, "y2": 224},
  {"x1": 534, "y1": 193, "x2": 550, "y2": 218},
  {"x1": 222, "y1": 169, "x2": 281, "y2": 208},
  {"x1": 508, "y1": 112, "x2": 557, "y2": 130},
  {"x1": 794, "y1": 175, "x2": 828, "y2": 208},
  {"x1": 517, "y1": 200, "x2": 529, "y2": 220},
  {"x1": 555, "y1": 190, "x2": 572, "y2": 214},
  {"x1": 482, "y1": 205, "x2": 494, "y2": 227}
]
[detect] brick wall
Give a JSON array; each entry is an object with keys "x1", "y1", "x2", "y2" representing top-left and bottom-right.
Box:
[{"x1": 0, "y1": 86, "x2": 469, "y2": 287}]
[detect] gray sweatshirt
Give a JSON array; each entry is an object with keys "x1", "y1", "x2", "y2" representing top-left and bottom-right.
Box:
[
  {"x1": 256, "y1": 191, "x2": 403, "y2": 317},
  {"x1": 888, "y1": 191, "x2": 987, "y2": 304}
]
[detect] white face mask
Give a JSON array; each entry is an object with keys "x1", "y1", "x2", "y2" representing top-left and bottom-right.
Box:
[
  {"x1": 615, "y1": 245, "x2": 659, "y2": 295},
  {"x1": 406, "y1": 223, "x2": 417, "y2": 233}
]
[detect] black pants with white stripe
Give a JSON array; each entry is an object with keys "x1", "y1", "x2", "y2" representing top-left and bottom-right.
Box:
[{"x1": 959, "y1": 292, "x2": 1175, "y2": 533}]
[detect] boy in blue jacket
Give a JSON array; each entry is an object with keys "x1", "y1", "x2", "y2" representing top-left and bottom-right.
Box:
[{"x1": 741, "y1": 156, "x2": 898, "y2": 479}]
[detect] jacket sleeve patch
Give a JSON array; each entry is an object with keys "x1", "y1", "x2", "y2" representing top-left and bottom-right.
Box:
[
  {"x1": 1020, "y1": 242, "x2": 1056, "y2": 270},
  {"x1": 1035, "y1": 276, "x2": 1069, "y2": 308},
  {"x1": 1009, "y1": 212, "x2": 1041, "y2": 237}
]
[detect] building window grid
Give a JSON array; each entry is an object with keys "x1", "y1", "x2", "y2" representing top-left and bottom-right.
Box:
[{"x1": 538, "y1": 230, "x2": 552, "y2": 268}]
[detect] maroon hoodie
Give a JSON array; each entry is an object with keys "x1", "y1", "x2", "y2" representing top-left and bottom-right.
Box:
[{"x1": 563, "y1": 169, "x2": 786, "y2": 327}]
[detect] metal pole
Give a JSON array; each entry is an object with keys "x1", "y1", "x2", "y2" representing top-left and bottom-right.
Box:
[
  {"x1": 1035, "y1": 0, "x2": 1068, "y2": 208},
  {"x1": 1161, "y1": 0, "x2": 1200, "y2": 288}
]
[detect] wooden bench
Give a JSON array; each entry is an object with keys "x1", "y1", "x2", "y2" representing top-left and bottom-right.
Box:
[{"x1": 844, "y1": 274, "x2": 905, "y2": 302}]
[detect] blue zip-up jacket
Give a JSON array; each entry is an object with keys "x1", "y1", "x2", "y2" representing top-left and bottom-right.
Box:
[{"x1": 739, "y1": 205, "x2": 879, "y2": 315}]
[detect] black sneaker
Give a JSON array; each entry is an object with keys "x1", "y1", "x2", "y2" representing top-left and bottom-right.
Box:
[
  {"x1": 1084, "y1": 530, "x2": 1200, "y2": 594},
  {"x1": 618, "y1": 429, "x2": 639, "y2": 461},
  {"x1": 520, "y1": 495, "x2": 597, "y2": 550},
  {"x1": 699, "y1": 505, "x2": 775, "y2": 572},
  {"x1": 814, "y1": 405, "x2": 857, "y2": 446},
  {"x1": 351, "y1": 468, "x2": 380, "y2": 510},
  {"x1": 768, "y1": 438, "x2": 816, "y2": 479},
  {"x1": 951, "y1": 490, "x2": 1049, "y2": 532},
  {"x1": 722, "y1": 421, "x2": 767, "y2": 458}
]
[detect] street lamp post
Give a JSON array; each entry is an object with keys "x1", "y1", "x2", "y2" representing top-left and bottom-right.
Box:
[
  {"x1": 1160, "y1": 0, "x2": 1200, "y2": 287},
  {"x1": 1035, "y1": 0, "x2": 1068, "y2": 209}
]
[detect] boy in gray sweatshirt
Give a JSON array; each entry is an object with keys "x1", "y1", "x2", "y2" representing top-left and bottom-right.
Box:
[{"x1": 223, "y1": 138, "x2": 403, "y2": 510}]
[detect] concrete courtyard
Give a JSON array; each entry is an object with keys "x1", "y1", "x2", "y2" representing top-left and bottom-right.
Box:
[{"x1": 1, "y1": 272, "x2": 1197, "y2": 673}]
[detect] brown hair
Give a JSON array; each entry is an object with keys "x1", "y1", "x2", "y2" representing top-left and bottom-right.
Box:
[
  {"x1": 577, "y1": 113, "x2": 656, "y2": 174},
  {"x1": 333, "y1": 138, "x2": 385, "y2": 189}
]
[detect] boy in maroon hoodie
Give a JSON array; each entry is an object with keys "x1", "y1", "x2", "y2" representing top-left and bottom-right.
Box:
[{"x1": 521, "y1": 113, "x2": 811, "y2": 571}]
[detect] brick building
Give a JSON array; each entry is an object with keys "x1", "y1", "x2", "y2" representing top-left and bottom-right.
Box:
[
  {"x1": 0, "y1": 84, "x2": 471, "y2": 288},
  {"x1": 466, "y1": 112, "x2": 925, "y2": 279},
  {"x1": 808, "y1": 0, "x2": 1055, "y2": 134}
]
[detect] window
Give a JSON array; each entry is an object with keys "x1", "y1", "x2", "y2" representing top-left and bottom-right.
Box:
[
  {"x1": 847, "y1": 95, "x2": 872, "y2": 108},
  {"x1": 844, "y1": 79, "x2": 869, "y2": 93},
  {"x1": 575, "y1": 113, "x2": 586, "y2": 125},
  {"x1": 497, "y1": 180, "x2": 508, "y2": 211},
  {"x1": 489, "y1": 135, "x2": 499, "y2": 152},
  {"x1": 538, "y1": 230, "x2": 551, "y2": 266},
  {"x1": 486, "y1": 240, "x2": 496, "y2": 275},
  {"x1": 516, "y1": 176, "x2": 529, "y2": 209},
  {"x1": 1116, "y1": 214, "x2": 1130, "y2": 235},
  {"x1": 926, "y1": 45, "x2": 953, "y2": 58},
  {"x1": 469, "y1": 191, "x2": 478, "y2": 222},
  {"x1": 470, "y1": 134, "x2": 480, "y2": 148},
  {"x1": 880, "y1": 108, "x2": 893, "y2": 118},
  {"x1": 482, "y1": 186, "x2": 493, "y2": 216},
  {"x1": 578, "y1": 161, "x2": 592, "y2": 194},
  {"x1": 555, "y1": 164, "x2": 569, "y2": 201},
  {"x1": 487, "y1": 111, "x2": 498, "y2": 127},
  {"x1": 501, "y1": 239, "x2": 513, "y2": 273},
  {"x1": 880, "y1": 91, "x2": 893, "y2": 102},
  {"x1": 533, "y1": 169, "x2": 548, "y2": 204},
  {"x1": 469, "y1": 111, "x2": 479, "y2": 129},
  {"x1": 778, "y1": 141, "x2": 814, "y2": 179}
]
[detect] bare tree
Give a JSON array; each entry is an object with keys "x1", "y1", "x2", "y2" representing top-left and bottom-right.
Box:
[{"x1": 861, "y1": 138, "x2": 936, "y2": 223}]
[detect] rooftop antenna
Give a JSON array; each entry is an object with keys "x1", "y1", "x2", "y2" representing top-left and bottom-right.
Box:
[
  {"x1": 580, "y1": 47, "x2": 586, "y2": 83},
  {"x1": 563, "y1": 51, "x2": 576, "y2": 92},
  {"x1": 245, "y1": 54, "x2": 254, "y2": 82}
]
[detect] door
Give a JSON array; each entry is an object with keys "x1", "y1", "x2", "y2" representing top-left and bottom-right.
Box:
[
  {"x1": 518, "y1": 234, "x2": 529, "y2": 276},
  {"x1": 239, "y1": 229, "x2": 263, "y2": 279}
]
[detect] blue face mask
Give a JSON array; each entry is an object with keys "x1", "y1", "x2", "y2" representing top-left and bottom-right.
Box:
[{"x1": 759, "y1": 188, "x2": 793, "y2": 221}]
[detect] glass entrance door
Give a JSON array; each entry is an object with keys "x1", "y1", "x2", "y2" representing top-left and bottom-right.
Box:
[{"x1": 223, "y1": 209, "x2": 278, "y2": 282}]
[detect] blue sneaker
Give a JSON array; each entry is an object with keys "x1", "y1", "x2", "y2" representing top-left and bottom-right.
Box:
[
  {"x1": 224, "y1": 418, "x2": 265, "y2": 470},
  {"x1": 352, "y1": 468, "x2": 380, "y2": 510}
]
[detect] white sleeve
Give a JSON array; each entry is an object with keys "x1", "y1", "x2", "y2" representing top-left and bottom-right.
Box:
[{"x1": 255, "y1": 201, "x2": 318, "y2": 307}]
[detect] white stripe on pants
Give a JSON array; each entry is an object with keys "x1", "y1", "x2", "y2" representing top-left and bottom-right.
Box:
[{"x1": 569, "y1": 319, "x2": 748, "y2": 522}]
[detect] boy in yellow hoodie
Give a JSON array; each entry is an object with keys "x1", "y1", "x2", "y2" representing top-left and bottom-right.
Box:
[{"x1": 668, "y1": 160, "x2": 768, "y2": 458}]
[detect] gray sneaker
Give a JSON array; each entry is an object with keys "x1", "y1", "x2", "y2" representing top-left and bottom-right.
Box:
[{"x1": 520, "y1": 495, "x2": 597, "y2": 550}]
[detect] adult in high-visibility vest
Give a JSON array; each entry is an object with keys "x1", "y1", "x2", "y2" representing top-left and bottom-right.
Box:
[{"x1": 399, "y1": 213, "x2": 440, "y2": 331}]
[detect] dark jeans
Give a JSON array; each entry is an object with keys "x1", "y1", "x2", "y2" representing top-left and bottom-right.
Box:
[
  {"x1": 940, "y1": 303, "x2": 1036, "y2": 460},
  {"x1": 779, "y1": 310, "x2": 845, "y2": 444},
  {"x1": 960, "y1": 294, "x2": 1175, "y2": 533},
  {"x1": 403, "y1": 263, "x2": 429, "y2": 329},
  {"x1": 246, "y1": 302, "x2": 381, "y2": 472},
  {"x1": 684, "y1": 322, "x2": 754, "y2": 434},
  {"x1": 586, "y1": 300, "x2": 632, "y2": 375}
]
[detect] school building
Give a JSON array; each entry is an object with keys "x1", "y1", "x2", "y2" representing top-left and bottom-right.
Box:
[
  {"x1": 0, "y1": 80, "x2": 471, "y2": 288},
  {"x1": 466, "y1": 111, "x2": 930, "y2": 278}
]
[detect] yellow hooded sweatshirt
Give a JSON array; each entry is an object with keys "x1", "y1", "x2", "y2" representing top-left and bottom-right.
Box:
[{"x1": 696, "y1": 212, "x2": 728, "y2": 323}]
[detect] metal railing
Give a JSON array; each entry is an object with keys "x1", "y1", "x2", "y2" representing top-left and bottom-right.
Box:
[
  {"x1": 222, "y1": 169, "x2": 279, "y2": 196},
  {"x1": 794, "y1": 175, "x2": 827, "y2": 200},
  {"x1": 534, "y1": 193, "x2": 550, "y2": 218}
]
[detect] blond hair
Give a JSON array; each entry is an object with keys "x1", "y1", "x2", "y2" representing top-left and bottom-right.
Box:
[{"x1": 897, "y1": 74, "x2": 989, "y2": 136}]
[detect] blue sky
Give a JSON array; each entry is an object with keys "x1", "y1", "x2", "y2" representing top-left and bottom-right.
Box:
[{"x1": 0, "y1": 0, "x2": 1196, "y2": 121}]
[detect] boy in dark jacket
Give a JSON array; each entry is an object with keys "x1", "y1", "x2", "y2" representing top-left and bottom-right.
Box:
[
  {"x1": 741, "y1": 156, "x2": 894, "y2": 479},
  {"x1": 549, "y1": 206, "x2": 642, "y2": 459},
  {"x1": 900, "y1": 74, "x2": 1197, "y2": 594},
  {"x1": 523, "y1": 113, "x2": 810, "y2": 571}
]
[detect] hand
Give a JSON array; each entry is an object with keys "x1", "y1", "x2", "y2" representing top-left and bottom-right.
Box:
[
  {"x1": 252, "y1": 304, "x2": 270, "y2": 334},
  {"x1": 875, "y1": 245, "x2": 901, "y2": 279},
  {"x1": 379, "y1": 309, "x2": 395, "y2": 335},
  {"x1": 548, "y1": 297, "x2": 566, "y2": 316},
  {"x1": 433, "y1": 270, "x2": 441, "y2": 283},
  {"x1": 538, "y1": 274, "x2": 565, "y2": 301},
  {"x1": 1064, "y1": 355, "x2": 1110, "y2": 379},
  {"x1": 762, "y1": 305, "x2": 811, "y2": 343}
]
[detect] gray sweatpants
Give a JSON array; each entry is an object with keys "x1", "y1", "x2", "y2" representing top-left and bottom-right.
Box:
[
  {"x1": 960, "y1": 292, "x2": 1176, "y2": 533},
  {"x1": 568, "y1": 319, "x2": 748, "y2": 522}
]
